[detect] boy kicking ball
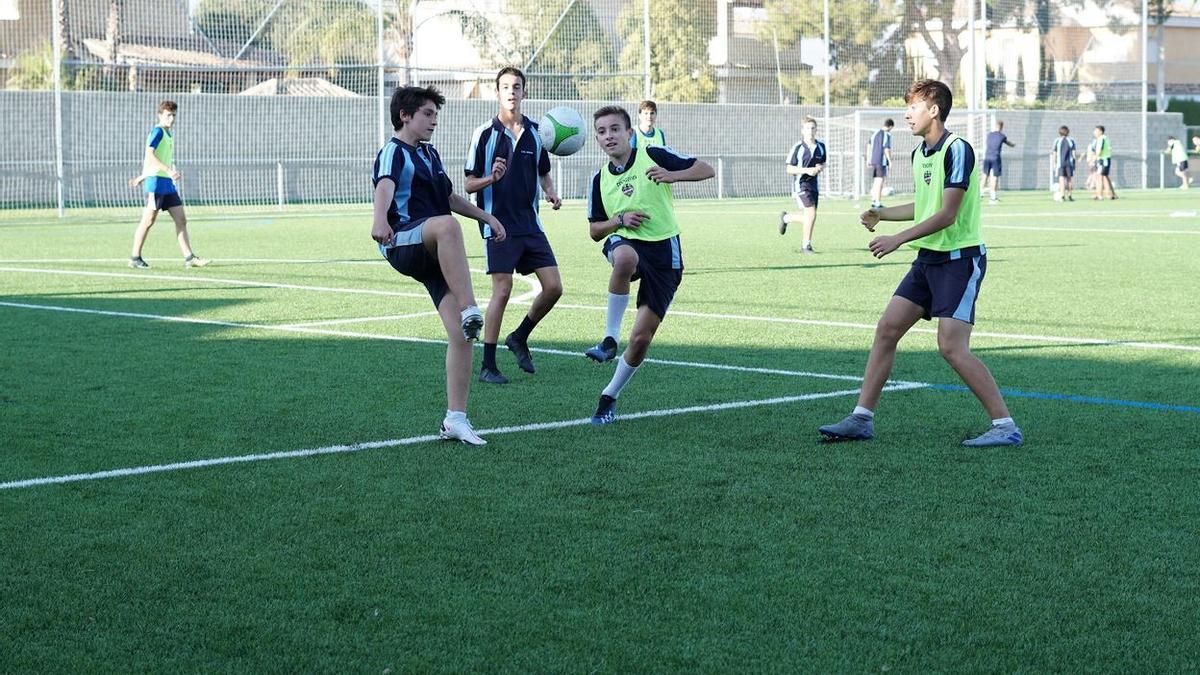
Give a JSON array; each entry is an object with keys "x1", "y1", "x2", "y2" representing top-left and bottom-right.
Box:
[{"x1": 818, "y1": 80, "x2": 1023, "y2": 448}]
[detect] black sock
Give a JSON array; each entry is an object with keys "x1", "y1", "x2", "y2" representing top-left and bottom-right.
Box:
[
  {"x1": 511, "y1": 315, "x2": 538, "y2": 342},
  {"x1": 482, "y1": 343, "x2": 498, "y2": 370}
]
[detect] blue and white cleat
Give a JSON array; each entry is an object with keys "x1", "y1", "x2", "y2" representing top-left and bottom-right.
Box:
[
  {"x1": 590, "y1": 395, "x2": 617, "y2": 425},
  {"x1": 818, "y1": 414, "x2": 875, "y2": 442},
  {"x1": 585, "y1": 336, "x2": 618, "y2": 363},
  {"x1": 961, "y1": 423, "x2": 1024, "y2": 447}
]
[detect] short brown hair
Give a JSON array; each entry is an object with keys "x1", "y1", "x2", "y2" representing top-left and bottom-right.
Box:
[
  {"x1": 904, "y1": 79, "x2": 952, "y2": 121},
  {"x1": 390, "y1": 86, "x2": 445, "y2": 130},
  {"x1": 495, "y1": 66, "x2": 526, "y2": 89},
  {"x1": 157, "y1": 100, "x2": 177, "y2": 114},
  {"x1": 1059, "y1": 126, "x2": 1069, "y2": 136},
  {"x1": 593, "y1": 105, "x2": 631, "y2": 129},
  {"x1": 802, "y1": 116, "x2": 817, "y2": 127},
  {"x1": 639, "y1": 100, "x2": 657, "y2": 113}
]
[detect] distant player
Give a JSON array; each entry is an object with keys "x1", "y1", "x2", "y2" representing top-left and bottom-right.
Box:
[
  {"x1": 778, "y1": 116, "x2": 827, "y2": 254},
  {"x1": 372, "y1": 86, "x2": 508, "y2": 446},
  {"x1": 1091, "y1": 125, "x2": 1116, "y2": 200},
  {"x1": 127, "y1": 100, "x2": 208, "y2": 269},
  {"x1": 464, "y1": 67, "x2": 564, "y2": 385},
  {"x1": 1051, "y1": 126, "x2": 1078, "y2": 202},
  {"x1": 1164, "y1": 136, "x2": 1191, "y2": 189},
  {"x1": 866, "y1": 119, "x2": 894, "y2": 208},
  {"x1": 1192, "y1": 135, "x2": 1200, "y2": 155},
  {"x1": 631, "y1": 100, "x2": 665, "y2": 148},
  {"x1": 982, "y1": 120, "x2": 1015, "y2": 204},
  {"x1": 583, "y1": 105, "x2": 715, "y2": 424},
  {"x1": 818, "y1": 79, "x2": 1023, "y2": 448}
]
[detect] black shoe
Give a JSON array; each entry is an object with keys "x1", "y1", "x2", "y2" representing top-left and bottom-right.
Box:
[
  {"x1": 585, "y1": 336, "x2": 618, "y2": 363},
  {"x1": 590, "y1": 395, "x2": 617, "y2": 425},
  {"x1": 478, "y1": 367, "x2": 510, "y2": 384},
  {"x1": 129, "y1": 256, "x2": 150, "y2": 269},
  {"x1": 505, "y1": 333, "x2": 535, "y2": 373}
]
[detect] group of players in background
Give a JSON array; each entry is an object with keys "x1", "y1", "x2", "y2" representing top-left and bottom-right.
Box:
[{"x1": 126, "y1": 68, "x2": 1194, "y2": 449}]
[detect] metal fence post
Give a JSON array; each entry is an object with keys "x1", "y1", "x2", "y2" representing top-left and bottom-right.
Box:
[
  {"x1": 717, "y1": 156, "x2": 724, "y2": 199},
  {"x1": 853, "y1": 110, "x2": 862, "y2": 201},
  {"x1": 277, "y1": 162, "x2": 284, "y2": 210},
  {"x1": 51, "y1": 0, "x2": 65, "y2": 217}
]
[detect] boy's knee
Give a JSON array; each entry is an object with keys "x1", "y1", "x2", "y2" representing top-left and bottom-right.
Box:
[{"x1": 491, "y1": 276, "x2": 513, "y2": 298}]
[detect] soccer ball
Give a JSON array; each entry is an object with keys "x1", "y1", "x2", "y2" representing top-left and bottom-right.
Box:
[{"x1": 539, "y1": 106, "x2": 586, "y2": 156}]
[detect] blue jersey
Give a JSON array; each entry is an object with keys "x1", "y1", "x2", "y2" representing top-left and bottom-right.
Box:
[
  {"x1": 143, "y1": 127, "x2": 177, "y2": 195},
  {"x1": 787, "y1": 140, "x2": 826, "y2": 193},
  {"x1": 465, "y1": 115, "x2": 552, "y2": 238},
  {"x1": 868, "y1": 129, "x2": 891, "y2": 166},
  {"x1": 1053, "y1": 137, "x2": 1077, "y2": 167},
  {"x1": 984, "y1": 131, "x2": 1008, "y2": 161},
  {"x1": 912, "y1": 131, "x2": 975, "y2": 191},
  {"x1": 373, "y1": 138, "x2": 452, "y2": 233}
]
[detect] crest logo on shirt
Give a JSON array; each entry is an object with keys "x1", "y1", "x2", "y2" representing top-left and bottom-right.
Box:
[
  {"x1": 923, "y1": 170, "x2": 932, "y2": 185},
  {"x1": 621, "y1": 183, "x2": 635, "y2": 197}
]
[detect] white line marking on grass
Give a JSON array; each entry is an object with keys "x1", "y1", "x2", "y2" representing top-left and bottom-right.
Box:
[
  {"x1": 0, "y1": 266, "x2": 430, "y2": 299},
  {"x1": 0, "y1": 384, "x2": 922, "y2": 491},
  {"x1": 281, "y1": 311, "x2": 441, "y2": 328},
  {"x1": 1170, "y1": 211, "x2": 1197, "y2": 218},
  {"x1": 985, "y1": 224, "x2": 1200, "y2": 235}
]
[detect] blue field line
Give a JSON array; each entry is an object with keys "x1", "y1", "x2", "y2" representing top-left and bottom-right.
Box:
[{"x1": 926, "y1": 384, "x2": 1200, "y2": 414}]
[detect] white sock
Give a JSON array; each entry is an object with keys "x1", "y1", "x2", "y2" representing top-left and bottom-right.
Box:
[
  {"x1": 853, "y1": 406, "x2": 875, "y2": 418},
  {"x1": 602, "y1": 355, "x2": 639, "y2": 399},
  {"x1": 445, "y1": 410, "x2": 467, "y2": 422},
  {"x1": 992, "y1": 417, "x2": 1014, "y2": 427},
  {"x1": 606, "y1": 292, "x2": 629, "y2": 341}
]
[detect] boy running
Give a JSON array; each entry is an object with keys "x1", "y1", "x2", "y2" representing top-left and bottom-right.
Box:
[
  {"x1": 464, "y1": 67, "x2": 563, "y2": 385},
  {"x1": 632, "y1": 100, "x2": 666, "y2": 148},
  {"x1": 583, "y1": 105, "x2": 715, "y2": 424},
  {"x1": 372, "y1": 86, "x2": 508, "y2": 446},
  {"x1": 779, "y1": 116, "x2": 827, "y2": 254},
  {"x1": 128, "y1": 100, "x2": 208, "y2": 269},
  {"x1": 1051, "y1": 126, "x2": 1078, "y2": 202},
  {"x1": 867, "y1": 119, "x2": 893, "y2": 208},
  {"x1": 818, "y1": 80, "x2": 1023, "y2": 448}
]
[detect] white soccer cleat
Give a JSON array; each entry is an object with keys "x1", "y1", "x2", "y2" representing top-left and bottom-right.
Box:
[
  {"x1": 440, "y1": 416, "x2": 486, "y2": 446},
  {"x1": 460, "y1": 306, "x2": 483, "y2": 342}
]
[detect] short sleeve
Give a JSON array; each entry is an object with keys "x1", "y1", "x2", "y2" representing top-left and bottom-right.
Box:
[
  {"x1": 646, "y1": 146, "x2": 696, "y2": 172},
  {"x1": 373, "y1": 143, "x2": 405, "y2": 187},
  {"x1": 539, "y1": 145, "x2": 551, "y2": 176},
  {"x1": 147, "y1": 128, "x2": 164, "y2": 149},
  {"x1": 787, "y1": 142, "x2": 802, "y2": 166},
  {"x1": 587, "y1": 170, "x2": 608, "y2": 222},
  {"x1": 943, "y1": 138, "x2": 974, "y2": 191},
  {"x1": 813, "y1": 142, "x2": 827, "y2": 165},
  {"x1": 464, "y1": 124, "x2": 489, "y2": 177}
]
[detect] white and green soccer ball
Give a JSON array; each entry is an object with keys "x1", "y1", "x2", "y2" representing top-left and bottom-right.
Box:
[{"x1": 539, "y1": 106, "x2": 586, "y2": 156}]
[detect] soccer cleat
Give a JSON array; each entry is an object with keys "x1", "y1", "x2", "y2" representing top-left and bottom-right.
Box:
[
  {"x1": 961, "y1": 423, "x2": 1024, "y2": 447},
  {"x1": 505, "y1": 333, "x2": 536, "y2": 373},
  {"x1": 989, "y1": 199, "x2": 999, "y2": 205},
  {"x1": 590, "y1": 394, "x2": 617, "y2": 425},
  {"x1": 184, "y1": 254, "x2": 209, "y2": 268},
  {"x1": 584, "y1": 336, "x2": 619, "y2": 363},
  {"x1": 818, "y1": 414, "x2": 875, "y2": 442},
  {"x1": 460, "y1": 307, "x2": 484, "y2": 342},
  {"x1": 801, "y1": 244, "x2": 815, "y2": 255},
  {"x1": 128, "y1": 256, "x2": 150, "y2": 269},
  {"x1": 478, "y1": 367, "x2": 510, "y2": 385},
  {"x1": 778, "y1": 211, "x2": 787, "y2": 235},
  {"x1": 440, "y1": 416, "x2": 487, "y2": 445}
]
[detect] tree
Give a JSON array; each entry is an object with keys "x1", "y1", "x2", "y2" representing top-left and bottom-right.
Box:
[
  {"x1": 762, "y1": 0, "x2": 900, "y2": 105},
  {"x1": 616, "y1": 0, "x2": 717, "y2": 102}
]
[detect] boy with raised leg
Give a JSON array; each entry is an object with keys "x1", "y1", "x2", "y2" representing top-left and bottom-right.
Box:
[
  {"x1": 818, "y1": 80, "x2": 1023, "y2": 448},
  {"x1": 372, "y1": 86, "x2": 508, "y2": 445}
]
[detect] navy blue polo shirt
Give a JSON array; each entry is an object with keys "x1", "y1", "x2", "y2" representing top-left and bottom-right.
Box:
[
  {"x1": 465, "y1": 115, "x2": 552, "y2": 238},
  {"x1": 1053, "y1": 136, "x2": 1077, "y2": 168},
  {"x1": 373, "y1": 138, "x2": 452, "y2": 232},
  {"x1": 984, "y1": 131, "x2": 1008, "y2": 160},
  {"x1": 787, "y1": 139, "x2": 827, "y2": 193},
  {"x1": 868, "y1": 129, "x2": 891, "y2": 167}
]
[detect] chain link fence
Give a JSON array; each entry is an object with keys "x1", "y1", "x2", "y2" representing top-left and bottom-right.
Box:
[{"x1": 0, "y1": 0, "x2": 1192, "y2": 212}]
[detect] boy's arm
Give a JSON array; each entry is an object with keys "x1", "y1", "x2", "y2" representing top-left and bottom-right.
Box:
[
  {"x1": 1005, "y1": 138, "x2": 1016, "y2": 147},
  {"x1": 867, "y1": 189, "x2": 963, "y2": 258},
  {"x1": 538, "y1": 172, "x2": 562, "y2": 210},
  {"x1": 448, "y1": 192, "x2": 506, "y2": 242},
  {"x1": 371, "y1": 180, "x2": 396, "y2": 244},
  {"x1": 144, "y1": 146, "x2": 179, "y2": 180},
  {"x1": 647, "y1": 158, "x2": 714, "y2": 184}
]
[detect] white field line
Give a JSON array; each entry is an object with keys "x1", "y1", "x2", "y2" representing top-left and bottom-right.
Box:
[
  {"x1": 0, "y1": 384, "x2": 924, "y2": 491},
  {"x1": 0, "y1": 301, "x2": 918, "y2": 385},
  {"x1": 282, "y1": 311, "x2": 441, "y2": 328},
  {"x1": 985, "y1": 224, "x2": 1200, "y2": 235},
  {"x1": 4, "y1": 264, "x2": 1197, "y2": 353}
]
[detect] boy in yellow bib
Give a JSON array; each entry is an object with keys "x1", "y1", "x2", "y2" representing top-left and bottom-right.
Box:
[
  {"x1": 819, "y1": 80, "x2": 1022, "y2": 447},
  {"x1": 584, "y1": 105, "x2": 715, "y2": 424}
]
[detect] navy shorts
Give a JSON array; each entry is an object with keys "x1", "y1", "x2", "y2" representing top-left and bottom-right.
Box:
[
  {"x1": 894, "y1": 247, "x2": 987, "y2": 324},
  {"x1": 602, "y1": 234, "x2": 683, "y2": 320},
  {"x1": 982, "y1": 158, "x2": 1001, "y2": 177},
  {"x1": 1178, "y1": 161, "x2": 1189, "y2": 172},
  {"x1": 485, "y1": 231, "x2": 558, "y2": 275},
  {"x1": 1098, "y1": 158, "x2": 1112, "y2": 176},
  {"x1": 871, "y1": 165, "x2": 888, "y2": 179},
  {"x1": 794, "y1": 188, "x2": 818, "y2": 209},
  {"x1": 1057, "y1": 166, "x2": 1074, "y2": 178},
  {"x1": 146, "y1": 192, "x2": 183, "y2": 211},
  {"x1": 380, "y1": 218, "x2": 449, "y2": 307}
]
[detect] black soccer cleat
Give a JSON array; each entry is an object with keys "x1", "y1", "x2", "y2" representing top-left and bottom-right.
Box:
[
  {"x1": 584, "y1": 336, "x2": 618, "y2": 363},
  {"x1": 478, "y1": 367, "x2": 510, "y2": 385},
  {"x1": 505, "y1": 333, "x2": 535, "y2": 374},
  {"x1": 590, "y1": 394, "x2": 617, "y2": 425}
]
